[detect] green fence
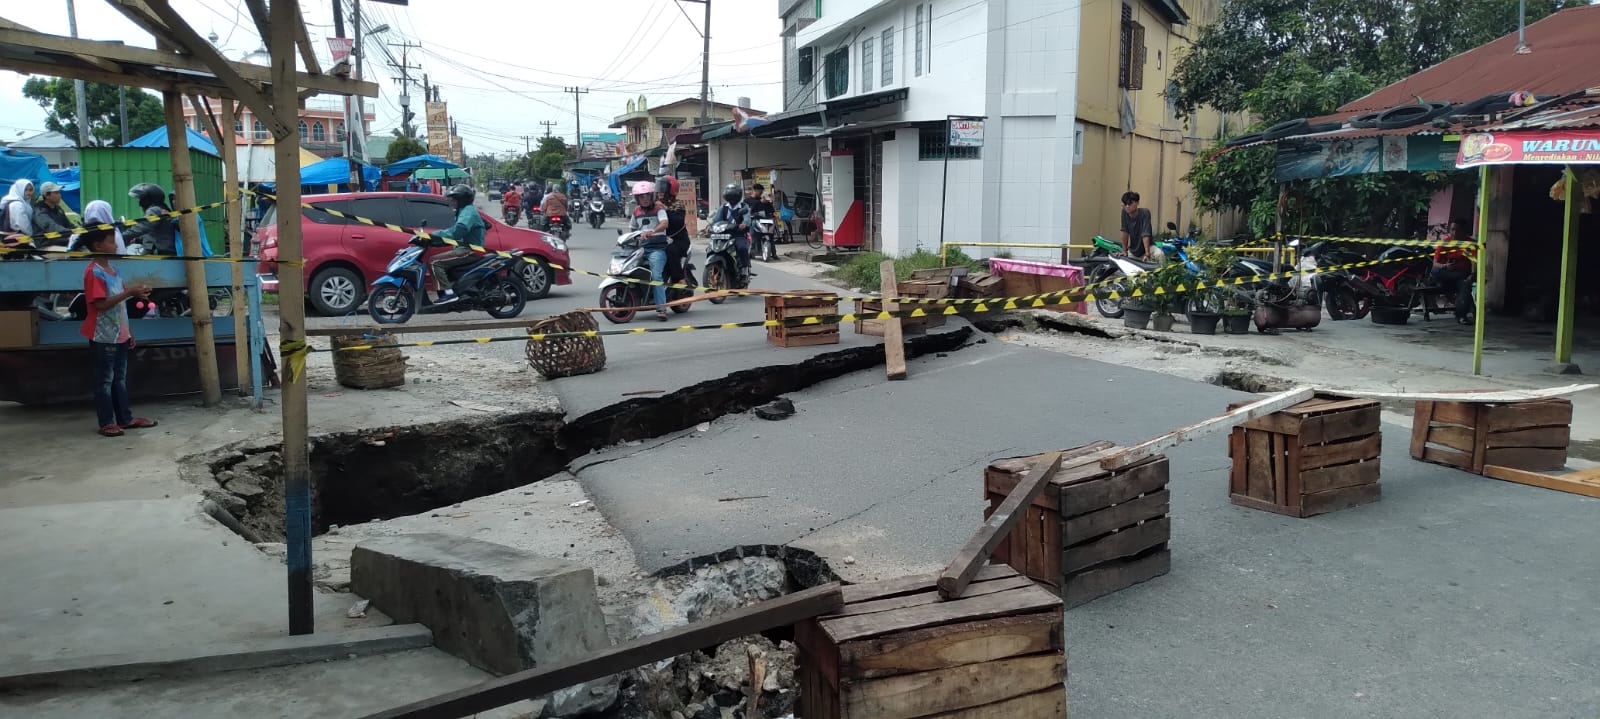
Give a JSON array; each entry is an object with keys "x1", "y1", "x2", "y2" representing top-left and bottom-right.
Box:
[{"x1": 78, "y1": 147, "x2": 226, "y2": 254}]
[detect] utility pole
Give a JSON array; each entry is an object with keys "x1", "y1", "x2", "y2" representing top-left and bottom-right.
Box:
[
  {"x1": 520, "y1": 135, "x2": 535, "y2": 154},
  {"x1": 65, "y1": 0, "x2": 91, "y2": 146},
  {"x1": 563, "y1": 87, "x2": 588, "y2": 157},
  {"x1": 118, "y1": 87, "x2": 129, "y2": 145},
  {"x1": 389, "y1": 42, "x2": 423, "y2": 139},
  {"x1": 679, "y1": 0, "x2": 711, "y2": 125},
  {"x1": 539, "y1": 121, "x2": 556, "y2": 139},
  {"x1": 333, "y1": 0, "x2": 360, "y2": 187}
]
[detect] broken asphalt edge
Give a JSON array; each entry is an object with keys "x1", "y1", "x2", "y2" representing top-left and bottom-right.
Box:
[{"x1": 0, "y1": 623, "x2": 433, "y2": 691}]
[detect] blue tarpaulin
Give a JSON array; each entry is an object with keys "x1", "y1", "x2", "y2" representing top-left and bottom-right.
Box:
[
  {"x1": 50, "y1": 167, "x2": 81, "y2": 212},
  {"x1": 0, "y1": 147, "x2": 51, "y2": 192},
  {"x1": 125, "y1": 126, "x2": 221, "y2": 157},
  {"x1": 607, "y1": 155, "x2": 647, "y2": 199},
  {"x1": 300, "y1": 157, "x2": 379, "y2": 190},
  {"x1": 382, "y1": 154, "x2": 457, "y2": 175}
]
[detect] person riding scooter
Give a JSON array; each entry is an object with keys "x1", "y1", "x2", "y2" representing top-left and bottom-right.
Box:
[
  {"x1": 427, "y1": 184, "x2": 486, "y2": 303},
  {"x1": 657, "y1": 175, "x2": 691, "y2": 284},
  {"x1": 712, "y1": 183, "x2": 754, "y2": 277},
  {"x1": 122, "y1": 182, "x2": 178, "y2": 255},
  {"x1": 629, "y1": 180, "x2": 671, "y2": 322}
]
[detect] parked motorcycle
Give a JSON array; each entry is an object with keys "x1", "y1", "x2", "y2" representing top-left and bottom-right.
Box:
[
  {"x1": 366, "y1": 236, "x2": 526, "y2": 324},
  {"x1": 598, "y1": 230, "x2": 695, "y2": 323},
  {"x1": 752, "y1": 210, "x2": 779, "y2": 262},
  {"x1": 502, "y1": 204, "x2": 521, "y2": 227},
  {"x1": 703, "y1": 220, "x2": 750, "y2": 304},
  {"x1": 586, "y1": 197, "x2": 605, "y2": 229},
  {"x1": 1299, "y1": 240, "x2": 1368, "y2": 320}
]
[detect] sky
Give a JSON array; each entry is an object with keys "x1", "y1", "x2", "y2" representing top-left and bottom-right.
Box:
[{"x1": 0, "y1": 0, "x2": 786, "y2": 156}]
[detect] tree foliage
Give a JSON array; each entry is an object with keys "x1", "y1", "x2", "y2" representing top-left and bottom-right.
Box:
[
  {"x1": 518, "y1": 136, "x2": 570, "y2": 183},
  {"x1": 20, "y1": 78, "x2": 164, "y2": 146},
  {"x1": 385, "y1": 136, "x2": 428, "y2": 164}
]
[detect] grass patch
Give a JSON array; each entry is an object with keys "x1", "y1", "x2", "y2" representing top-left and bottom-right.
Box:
[
  {"x1": 261, "y1": 291, "x2": 279, "y2": 306},
  {"x1": 825, "y1": 248, "x2": 982, "y2": 291}
]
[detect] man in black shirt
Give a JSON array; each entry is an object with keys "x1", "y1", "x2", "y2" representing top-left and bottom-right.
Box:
[{"x1": 1119, "y1": 191, "x2": 1153, "y2": 260}]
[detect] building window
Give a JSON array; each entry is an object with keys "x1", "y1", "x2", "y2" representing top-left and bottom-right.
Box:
[
  {"x1": 861, "y1": 38, "x2": 874, "y2": 93},
  {"x1": 915, "y1": 5, "x2": 924, "y2": 77},
  {"x1": 253, "y1": 119, "x2": 267, "y2": 140},
  {"x1": 297, "y1": 120, "x2": 308, "y2": 141},
  {"x1": 336, "y1": 122, "x2": 347, "y2": 141},
  {"x1": 1073, "y1": 121, "x2": 1085, "y2": 165},
  {"x1": 881, "y1": 28, "x2": 894, "y2": 86},
  {"x1": 234, "y1": 118, "x2": 243, "y2": 134},
  {"x1": 824, "y1": 47, "x2": 849, "y2": 99},
  {"x1": 919, "y1": 128, "x2": 980, "y2": 161},
  {"x1": 798, "y1": 46, "x2": 814, "y2": 84},
  {"x1": 1119, "y1": 4, "x2": 1145, "y2": 91},
  {"x1": 312, "y1": 122, "x2": 326, "y2": 142}
]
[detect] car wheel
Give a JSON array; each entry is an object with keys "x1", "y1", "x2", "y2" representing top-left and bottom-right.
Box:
[
  {"x1": 516, "y1": 258, "x2": 553, "y2": 299},
  {"x1": 308, "y1": 266, "x2": 363, "y2": 316}
]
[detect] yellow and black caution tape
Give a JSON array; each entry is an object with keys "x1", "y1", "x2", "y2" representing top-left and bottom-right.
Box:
[
  {"x1": 0, "y1": 194, "x2": 294, "y2": 266},
  {"x1": 1, "y1": 198, "x2": 230, "y2": 246},
  {"x1": 280, "y1": 339, "x2": 309, "y2": 382},
  {"x1": 1287, "y1": 233, "x2": 1477, "y2": 250}
]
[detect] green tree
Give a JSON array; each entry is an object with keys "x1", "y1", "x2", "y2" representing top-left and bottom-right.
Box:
[
  {"x1": 519, "y1": 136, "x2": 569, "y2": 183},
  {"x1": 20, "y1": 78, "x2": 164, "y2": 146},
  {"x1": 386, "y1": 135, "x2": 428, "y2": 164}
]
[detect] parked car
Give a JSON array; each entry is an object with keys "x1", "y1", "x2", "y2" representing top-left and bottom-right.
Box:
[{"x1": 254, "y1": 192, "x2": 571, "y2": 316}]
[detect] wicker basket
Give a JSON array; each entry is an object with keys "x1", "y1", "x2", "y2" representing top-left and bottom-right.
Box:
[
  {"x1": 525, "y1": 311, "x2": 607, "y2": 378},
  {"x1": 331, "y1": 333, "x2": 406, "y2": 389}
]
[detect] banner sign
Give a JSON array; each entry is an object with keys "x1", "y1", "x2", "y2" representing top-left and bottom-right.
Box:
[
  {"x1": 1275, "y1": 135, "x2": 1460, "y2": 181},
  {"x1": 1457, "y1": 130, "x2": 1600, "y2": 167},
  {"x1": 326, "y1": 37, "x2": 354, "y2": 63},
  {"x1": 948, "y1": 119, "x2": 985, "y2": 148},
  {"x1": 425, "y1": 101, "x2": 451, "y2": 157}
]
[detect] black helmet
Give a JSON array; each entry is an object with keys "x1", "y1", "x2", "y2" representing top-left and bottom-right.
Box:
[
  {"x1": 722, "y1": 182, "x2": 742, "y2": 204},
  {"x1": 129, "y1": 182, "x2": 167, "y2": 210},
  {"x1": 445, "y1": 184, "x2": 475, "y2": 207}
]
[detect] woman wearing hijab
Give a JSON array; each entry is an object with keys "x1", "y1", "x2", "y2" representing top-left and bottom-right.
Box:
[
  {"x1": 82, "y1": 200, "x2": 127, "y2": 254},
  {"x1": 1, "y1": 179, "x2": 35, "y2": 240}
]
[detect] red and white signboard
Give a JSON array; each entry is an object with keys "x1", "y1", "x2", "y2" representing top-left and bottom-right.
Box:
[
  {"x1": 327, "y1": 37, "x2": 354, "y2": 63},
  {"x1": 1457, "y1": 130, "x2": 1600, "y2": 167}
]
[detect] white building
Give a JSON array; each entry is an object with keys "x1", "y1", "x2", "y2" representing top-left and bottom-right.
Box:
[
  {"x1": 8, "y1": 131, "x2": 78, "y2": 169},
  {"x1": 708, "y1": 0, "x2": 1084, "y2": 259}
]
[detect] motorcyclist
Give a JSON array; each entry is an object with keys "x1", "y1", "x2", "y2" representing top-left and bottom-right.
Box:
[
  {"x1": 541, "y1": 182, "x2": 569, "y2": 220},
  {"x1": 712, "y1": 182, "x2": 753, "y2": 277},
  {"x1": 629, "y1": 180, "x2": 671, "y2": 322},
  {"x1": 523, "y1": 181, "x2": 542, "y2": 220},
  {"x1": 502, "y1": 184, "x2": 522, "y2": 222},
  {"x1": 657, "y1": 176, "x2": 691, "y2": 284},
  {"x1": 426, "y1": 184, "x2": 486, "y2": 302},
  {"x1": 122, "y1": 182, "x2": 178, "y2": 255},
  {"x1": 746, "y1": 183, "x2": 775, "y2": 217}
]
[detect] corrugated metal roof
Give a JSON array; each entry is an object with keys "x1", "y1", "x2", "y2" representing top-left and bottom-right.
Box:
[
  {"x1": 1480, "y1": 96, "x2": 1600, "y2": 132},
  {"x1": 1230, "y1": 124, "x2": 1452, "y2": 150},
  {"x1": 1338, "y1": 4, "x2": 1600, "y2": 114}
]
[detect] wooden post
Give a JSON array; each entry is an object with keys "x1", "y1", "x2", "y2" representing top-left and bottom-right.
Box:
[
  {"x1": 1102, "y1": 386, "x2": 1315, "y2": 470},
  {"x1": 938, "y1": 451, "x2": 1063, "y2": 599},
  {"x1": 162, "y1": 89, "x2": 223, "y2": 406},
  {"x1": 1472, "y1": 165, "x2": 1489, "y2": 376},
  {"x1": 270, "y1": 0, "x2": 314, "y2": 635},
  {"x1": 879, "y1": 259, "x2": 907, "y2": 381},
  {"x1": 1553, "y1": 165, "x2": 1581, "y2": 374},
  {"x1": 220, "y1": 99, "x2": 250, "y2": 393}
]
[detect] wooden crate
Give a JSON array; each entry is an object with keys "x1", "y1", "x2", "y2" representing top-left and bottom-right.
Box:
[
  {"x1": 1410, "y1": 398, "x2": 1571, "y2": 474},
  {"x1": 766, "y1": 293, "x2": 840, "y2": 348},
  {"x1": 795, "y1": 564, "x2": 1066, "y2": 719},
  {"x1": 983, "y1": 443, "x2": 1171, "y2": 608},
  {"x1": 1226, "y1": 394, "x2": 1383, "y2": 517},
  {"x1": 854, "y1": 299, "x2": 945, "y2": 336}
]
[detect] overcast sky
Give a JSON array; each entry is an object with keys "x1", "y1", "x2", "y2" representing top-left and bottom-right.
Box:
[{"x1": 1, "y1": 0, "x2": 785, "y2": 156}]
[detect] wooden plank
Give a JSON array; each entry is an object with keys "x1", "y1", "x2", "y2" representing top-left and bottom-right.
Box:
[
  {"x1": 840, "y1": 565, "x2": 1016, "y2": 606},
  {"x1": 1337, "y1": 384, "x2": 1596, "y2": 402},
  {"x1": 821, "y1": 584, "x2": 1063, "y2": 644},
  {"x1": 834, "y1": 576, "x2": 1037, "y2": 618},
  {"x1": 1062, "y1": 517, "x2": 1170, "y2": 574},
  {"x1": 358, "y1": 583, "x2": 843, "y2": 719},
  {"x1": 880, "y1": 260, "x2": 907, "y2": 381},
  {"x1": 798, "y1": 657, "x2": 841, "y2": 719},
  {"x1": 1421, "y1": 445, "x2": 1473, "y2": 470},
  {"x1": 1482, "y1": 447, "x2": 1568, "y2": 472},
  {"x1": 1038, "y1": 503, "x2": 1061, "y2": 588},
  {"x1": 1271, "y1": 432, "x2": 1289, "y2": 508},
  {"x1": 1062, "y1": 490, "x2": 1169, "y2": 545},
  {"x1": 1427, "y1": 425, "x2": 1478, "y2": 452},
  {"x1": 794, "y1": 621, "x2": 840, "y2": 692},
  {"x1": 939, "y1": 453, "x2": 1064, "y2": 599},
  {"x1": 1245, "y1": 430, "x2": 1273, "y2": 502},
  {"x1": 840, "y1": 653, "x2": 1065, "y2": 719},
  {"x1": 1469, "y1": 404, "x2": 1488, "y2": 474},
  {"x1": 983, "y1": 442, "x2": 1116, "y2": 506},
  {"x1": 1484, "y1": 426, "x2": 1571, "y2": 449},
  {"x1": 1430, "y1": 401, "x2": 1480, "y2": 426},
  {"x1": 1102, "y1": 387, "x2": 1315, "y2": 470},
  {"x1": 1296, "y1": 397, "x2": 1380, "y2": 416},
  {"x1": 1058, "y1": 457, "x2": 1168, "y2": 517},
  {"x1": 304, "y1": 318, "x2": 554, "y2": 337},
  {"x1": 1021, "y1": 505, "x2": 1045, "y2": 582},
  {"x1": 1299, "y1": 459, "x2": 1380, "y2": 494},
  {"x1": 1229, "y1": 430, "x2": 1247, "y2": 495},
  {"x1": 1238, "y1": 412, "x2": 1305, "y2": 435},
  {"x1": 923, "y1": 687, "x2": 1066, "y2": 718},
  {"x1": 839, "y1": 613, "x2": 1061, "y2": 680},
  {"x1": 1300, "y1": 482, "x2": 1382, "y2": 516},
  {"x1": 1300, "y1": 405, "x2": 1381, "y2": 445},
  {"x1": 1062, "y1": 547, "x2": 1170, "y2": 608},
  {"x1": 1483, "y1": 464, "x2": 1600, "y2": 499},
  {"x1": 1409, "y1": 400, "x2": 1434, "y2": 459},
  {"x1": 1285, "y1": 440, "x2": 1304, "y2": 506},
  {"x1": 771, "y1": 331, "x2": 840, "y2": 348},
  {"x1": 1483, "y1": 400, "x2": 1574, "y2": 432},
  {"x1": 1230, "y1": 493, "x2": 1307, "y2": 518}
]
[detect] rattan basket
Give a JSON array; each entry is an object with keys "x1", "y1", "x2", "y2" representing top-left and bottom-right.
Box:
[
  {"x1": 331, "y1": 333, "x2": 406, "y2": 389},
  {"x1": 525, "y1": 311, "x2": 607, "y2": 378}
]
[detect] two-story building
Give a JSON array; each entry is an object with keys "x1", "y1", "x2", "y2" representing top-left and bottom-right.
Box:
[
  {"x1": 610, "y1": 96, "x2": 761, "y2": 156},
  {"x1": 180, "y1": 97, "x2": 374, "y2": 160}
]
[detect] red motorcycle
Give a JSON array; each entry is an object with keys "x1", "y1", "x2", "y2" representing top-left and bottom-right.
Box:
[{"x1": 1346, "y1": 246, "x2": 1441, "y2": 312}]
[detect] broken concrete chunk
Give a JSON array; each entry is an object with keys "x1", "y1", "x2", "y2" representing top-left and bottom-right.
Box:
[
  {"x1": 228, "y1": 478, "x2": 266, "y2": 498},
  {"x1": 753, "y1": 398, "x2": 795, "y2": 421},
  {"x1": 202, "y1": 487, "x2": 246, "y2": 514}
]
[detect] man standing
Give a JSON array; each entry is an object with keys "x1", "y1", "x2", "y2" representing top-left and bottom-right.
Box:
[
  {"x1": 31, "y1": 181, "x2": 76, "y2": 248},
  {"x1": 1119, "y1": 191, "x2": 1154, "y2": 260}
]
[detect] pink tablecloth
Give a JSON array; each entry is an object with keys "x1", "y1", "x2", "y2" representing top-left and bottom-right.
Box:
[
  {"x1": 987, "y1": 258, "x2": 1085, "y2": 313},
  {"x1": 987, "y1": 258, "x2": 1084, "y2": 280}
]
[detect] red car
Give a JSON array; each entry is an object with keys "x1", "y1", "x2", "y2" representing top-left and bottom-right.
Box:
[{"x1": 255, "y1": 191, "x2": 572, "y2": 316}]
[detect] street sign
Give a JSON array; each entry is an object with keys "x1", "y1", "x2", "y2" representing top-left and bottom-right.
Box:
[
  {"x1": 326, "y1": 37, "x2": 353, "y2": 63},
  {"x1": 949, "y1": 119, "x2": 985, "y2": 148}
]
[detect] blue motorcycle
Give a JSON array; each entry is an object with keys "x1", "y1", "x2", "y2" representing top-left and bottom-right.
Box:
[{"x1": 366, "y1": 236, "x2": 527, "y2": 324}]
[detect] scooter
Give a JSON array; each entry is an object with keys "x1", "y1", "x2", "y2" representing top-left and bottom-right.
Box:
[
  {"x1": 752, "y1": 210, "x2": 779, "y2": 262},
  {"x1": 586, "y1": 197, "x2": 605, "y2": 229},
  {"x1": 545, "y1": 213, "x2": 572, "y2": 241},
  {"x1": 503, "y1": 204, "x2": 521, "y2": 227},
  {"x1": 702, "y1": 220, "x2": 751, "y2": 304},
  {"x1": 598, "y1": 230, "x2": 696, "y2": 323},
  {"x1": 366, "y1": 236, "x2": 526, "y2": 324},
  {"x1": 1299, "y1": 240, "x2": 1368, "y2": 320}
]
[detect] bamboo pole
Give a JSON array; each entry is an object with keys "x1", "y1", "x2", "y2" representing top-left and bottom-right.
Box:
[
  {"x1": 162, "y1": 89, "x2": 223, "y2": 406},
  {"x1": 1553, "y1": 165, "x2": 1581, "y2": 373},
  {"x1": 220, "y1": 99, "x2": 250, "y2": 394},
  {"x1": 269, "y1": 0, "x2": 314, "y2": 635},
  {"x1": 1472, "y1": 166, "x2": 1489, "y2": 375}
]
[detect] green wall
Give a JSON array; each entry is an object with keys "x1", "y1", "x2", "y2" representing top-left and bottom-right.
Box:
[{"x1": 79, "y1": 147, "x2": 226, "y2": 253}]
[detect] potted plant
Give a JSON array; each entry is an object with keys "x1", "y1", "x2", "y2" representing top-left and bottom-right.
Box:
[
  {"x1": 1223, "y1": 294, "x2": 1255, "y2": 334},
  {"x1": 1184, "y1": 246, "x2": 1237, "y2": 335},
  {"x1": 1145, "y1": 261, "x2": 1190, "y2": 331},
  {"x1": 1119, "y1": 270, "x2": 1156, "y2": 329}
]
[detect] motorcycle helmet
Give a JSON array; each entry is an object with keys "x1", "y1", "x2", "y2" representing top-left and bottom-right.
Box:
[
  {"x1": 656, "y1": 175, "x2": 679, "y2": 199},
  {"x1": 129, "y1": 182, "x2": 168, "y2": 210},
  {"x1": 631, "y1": 180, "x2": 656, "y2": 200},
  {"x1": 722, "y1": 182, "x2": 742, "y2": 204},
  {"x1": 445, "y1": 184, "x2": 475, "y2": 209}
]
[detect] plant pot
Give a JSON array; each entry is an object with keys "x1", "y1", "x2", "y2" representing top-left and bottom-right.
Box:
[
  {"x1": 1151, "y1": 313, "x2": 1177, "y2": 332},
  {"x1": 1123, "y1": 306, "x2": 1153, "y2": 330},
  {"x1": 1223, "y1": 313, "x2": 1253, "y2": 334},
  {"x1": 1188, "y1": 312, "x2": 1221, "y2": 335},
  {"x1": 1371, "y1": 306, "x2": 1411, "y2": 325}
]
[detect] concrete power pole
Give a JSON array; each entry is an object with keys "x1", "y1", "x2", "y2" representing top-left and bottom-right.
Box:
[
  {"x1": 539, "y1": 121, "x2": 556, "y2": 138},
  {"x1": 66, "y1": 0, "x2": 91, "y2": 146},
  {"x1": 563, "y1": 87, "x2": 588, "y2": 158},
  {"x1": 520, "y1": 135, "x2": 535, "y2": 154},
  {"x1": 678, "y1": 0, "x2": 710, "y2": 125}
]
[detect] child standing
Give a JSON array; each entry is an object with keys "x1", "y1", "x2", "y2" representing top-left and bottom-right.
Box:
[{"x1": 77, "y1": 228, "x2": 157, "y2": 437}]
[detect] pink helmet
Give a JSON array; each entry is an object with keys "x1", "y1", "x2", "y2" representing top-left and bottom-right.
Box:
[{"x1": 631, "y1": 180, "x2": 656, "y2": 196}]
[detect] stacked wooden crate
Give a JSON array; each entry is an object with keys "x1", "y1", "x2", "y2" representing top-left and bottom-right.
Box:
[
  {"x1": 1410, "y1": 397, "x2": 1571, "y2": 474},
  {"x1": 1227, "y1": 394, "x2": 1382, "y2": 517},
  {"x1": 795, "y1": 563, "x2": 1066, "y2": 718},
  {"x1": 765, "y1": 293, "x2": 840, "y2": 347},
  {"x1": 983, "y1": 442, "x2": 1171, "y2": 608}
]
